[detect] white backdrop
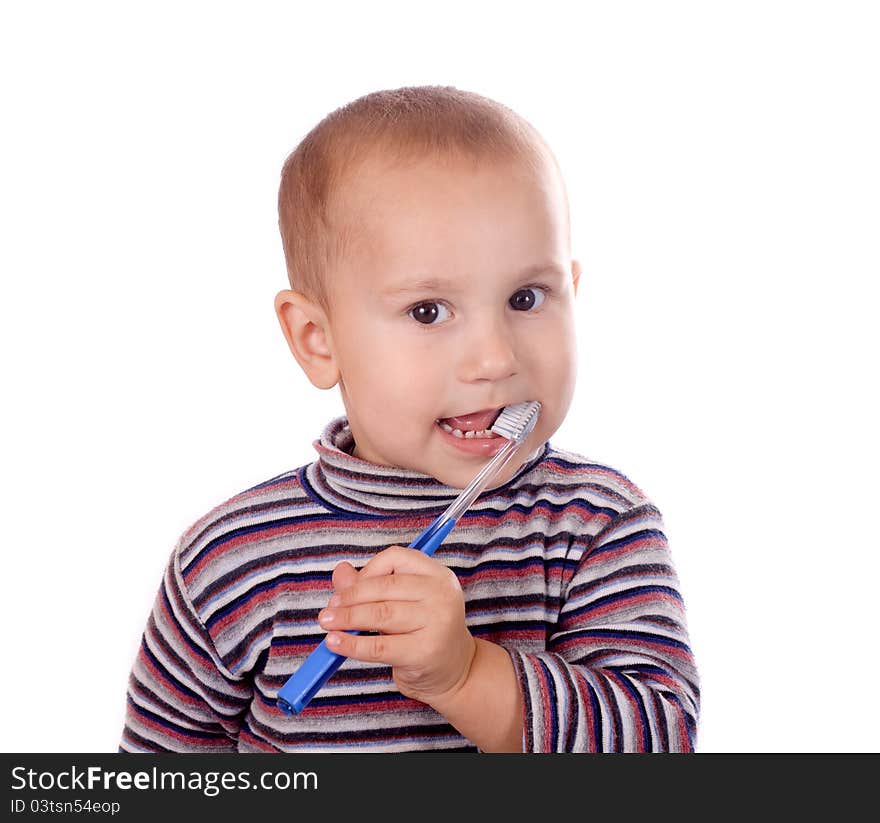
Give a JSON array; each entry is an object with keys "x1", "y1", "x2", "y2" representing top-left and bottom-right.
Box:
[{"x1": 2, "y1": 1, "x2": 877, "y2": 753}]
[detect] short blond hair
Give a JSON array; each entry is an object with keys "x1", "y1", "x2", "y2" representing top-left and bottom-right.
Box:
[{"x1": 277, "y1": 86, "x2": 564, "y2": 312}]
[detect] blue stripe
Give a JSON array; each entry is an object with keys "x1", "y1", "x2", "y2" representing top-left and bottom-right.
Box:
[
  {"x1": 185, "y1": 511, "x2": 360, "y2": 574},
  {"x1": 159, "y1": 584, "x2": 213, "y2": 666},
  {"x1": 242, "y1": 470, "x2": 298, "y2": 493},
  {"x1": 569, "y1": 628, "x2": 693, "y2": 653},
  {"x1": 563, "y1": 584, "x2": 684, "y2": 620},
  {"x1": 614, "y1": 671, "x2": 651, "y2": 751},
  {"x1": 139, "y1": 638, "x2": 207, "y2": 705},
  {"x1": 584, "y1": 678, "x2": 603, "y2": 752},
  {"x1": 590, "y1": 528, "x2": 666, "y2": 557},
  {"x1": 204, "y1": 572, "x2": 328, "y2": 630},
  {"x1": 127, "y1": 696, "x2": 226, "y2": 742},
  {"x1": 535, "y1": 657, "x2": 558, "y2": 749}
]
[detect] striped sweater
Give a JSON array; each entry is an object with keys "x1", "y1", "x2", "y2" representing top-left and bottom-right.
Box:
[{"x1": 121, "y1": 416, "x2": 700, "y2": 753}]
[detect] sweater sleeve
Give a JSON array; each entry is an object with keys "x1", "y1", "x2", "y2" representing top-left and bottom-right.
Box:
[
  {"x1": 507, "y1": 502, "x2": 700, "y2": 752},
  {"x1": 119, "y1": 547, "x2": 253, "y2": 752}
]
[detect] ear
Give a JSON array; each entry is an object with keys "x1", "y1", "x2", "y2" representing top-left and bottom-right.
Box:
[
  {"x1": 571, "y1": 259, "x2": 582, "y2": 297},
  {"x1": 273, "y1": 289, "x2": 340, "y2": 390}
]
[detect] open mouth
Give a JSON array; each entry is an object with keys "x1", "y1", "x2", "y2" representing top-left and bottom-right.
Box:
[{"x1": 435, "y1": 408, "x2": 503, "y2": 440}]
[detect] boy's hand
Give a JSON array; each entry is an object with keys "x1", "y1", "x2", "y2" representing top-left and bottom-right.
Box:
[{"x1": 318, "y1": 547, "x2": 477, "y2": 708}]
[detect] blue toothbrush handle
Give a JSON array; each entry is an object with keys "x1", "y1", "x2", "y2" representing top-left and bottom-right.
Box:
[
  {"x1": 276, "y1": 638, "x2": 346, "y2": 715},
  {"x1": 276, "y1": 516, "x2": 458, "y2": 715},
  {"x1": 409, "y1": 515, "x2": 457, "y2": 556}
]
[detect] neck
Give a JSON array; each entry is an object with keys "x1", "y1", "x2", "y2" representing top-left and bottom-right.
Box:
[{"x1": 305, "y1": 416, "x2": 548, "y2": 516}]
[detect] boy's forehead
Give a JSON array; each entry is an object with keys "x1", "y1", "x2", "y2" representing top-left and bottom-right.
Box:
[
  {"x1": 318, "y1": 141, "x2": 570, "y2": 306},
  {"x1": 332, "y1": 148, "x2": 565, "y2": 240},
  {"x1": 376, "y1": 260, "x2": 570, "y2": 297},
  {"x1": 325, "y1": 157, "x2": 569, "y2": 301},
  {"x1": 346, "y1": 145, "x2": 550, "y2": 190}
]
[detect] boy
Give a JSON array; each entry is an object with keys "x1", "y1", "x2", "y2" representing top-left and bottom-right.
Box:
[{"x1": 120, "y1": 86, "x2": 699, "y2": 753}]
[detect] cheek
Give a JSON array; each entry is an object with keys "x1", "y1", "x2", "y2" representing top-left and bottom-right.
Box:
[
  {"x1": 528, "y1": 318, "x2": 576, "y2": 370},
  {"x1": 529, "y1": 323, "x2": 578, "y2": 406},
  {"x1": 340, "y1": 331, "x2": 446, "y2": 409}
]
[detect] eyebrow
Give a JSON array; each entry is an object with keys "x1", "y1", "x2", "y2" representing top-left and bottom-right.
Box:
[{"x1": 379, "y1": 263, "x2": 567, "y2": 296}]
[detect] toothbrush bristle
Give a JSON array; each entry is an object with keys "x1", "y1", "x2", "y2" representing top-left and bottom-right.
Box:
[{"x1": 490, "y1": 401, "x2": 542, "y2": 443}]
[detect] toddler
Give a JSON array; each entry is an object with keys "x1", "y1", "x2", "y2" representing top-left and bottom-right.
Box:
[{"x1": 120, "y1": 86, "x2": 700, "y2": 752}]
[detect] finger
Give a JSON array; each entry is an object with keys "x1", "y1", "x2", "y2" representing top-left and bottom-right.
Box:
[
  {"x1": 318, "y1": 600, "x2": 426, "y2": 635},
  {"x1": 328, "y1": 572, "x2": 435, "y2": 608},
  {"x1": 331, "y1": 561, "x2": 359, "y2": 593},
  {"x1": 325, "y1": 628, "x2": 420, "y2": 666},
  {"x1": 359, "y1": 545, "x2": 443, "y2": 579}
]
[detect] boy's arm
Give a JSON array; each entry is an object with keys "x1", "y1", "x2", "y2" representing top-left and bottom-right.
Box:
[
  {"x1": 120, "y1": 549, "x2": 252, "y2": 752},
  {"x1": 429, "y1": 637, "x2": 524, "y2": 752},
  {"x1": 437, "y1": 502, "x2": 700, "y2": 752}
]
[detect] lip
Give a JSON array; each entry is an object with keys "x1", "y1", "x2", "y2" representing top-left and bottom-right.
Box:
[
  {"x1": 434, "y1": 419, "x2": 509, "y2": 456},
  {"x1": 440, "y1": 407, "x2": 501, "y2": 419},
  {"x1": 435, "y1": 407, "x2": 503, "y2": 432}
]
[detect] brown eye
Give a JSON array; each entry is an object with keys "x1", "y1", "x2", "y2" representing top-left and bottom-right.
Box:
[
  {"x1": 409, "y1": 302, "x2": 450, "y2": 325},
  {"x1": 509, "y1": 287, "x2": 546, "y2": 311}
]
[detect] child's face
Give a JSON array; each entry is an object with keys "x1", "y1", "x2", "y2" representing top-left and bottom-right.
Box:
[{"x1": 289, "y1": 151, "x2": 579, "y2": 490}]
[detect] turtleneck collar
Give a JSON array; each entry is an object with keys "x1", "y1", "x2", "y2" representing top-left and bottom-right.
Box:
[{"x1": 304, "y1": 416, "x2": 549, "y2": 517}]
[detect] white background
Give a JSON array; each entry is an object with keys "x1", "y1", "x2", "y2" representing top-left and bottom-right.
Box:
[{"x1": 1, "y1": 1, "x2": 877, "y2": 753}]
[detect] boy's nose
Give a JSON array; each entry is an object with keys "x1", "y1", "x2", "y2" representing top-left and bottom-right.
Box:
[{"x1": 458, "y1": 317, "x2": 518, "y2": 383}]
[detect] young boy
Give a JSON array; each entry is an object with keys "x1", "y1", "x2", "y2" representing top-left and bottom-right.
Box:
[{"x1": 120, "y1": 86, "x2": 699, "y2": 753}]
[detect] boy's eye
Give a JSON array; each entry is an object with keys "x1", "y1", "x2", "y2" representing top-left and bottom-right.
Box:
[
  {"x1": 408, "y1": 287, "x2": 547, "y2": 326},
  {"x1": 509, "y1": 287, "x2": 547, "y2": 311},
  {"x1": 409, "y1": 302, "x2": 451, "y2": 325}
]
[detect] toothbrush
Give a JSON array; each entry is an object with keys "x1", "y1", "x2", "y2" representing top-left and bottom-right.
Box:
[{"x1": 276, "y1": 400, "x2": 542, "y2": 715}]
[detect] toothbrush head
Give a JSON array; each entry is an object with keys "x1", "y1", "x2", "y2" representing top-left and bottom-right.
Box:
[{"x1": 490, "y1": 401, "x2": 542, "y2": 445}]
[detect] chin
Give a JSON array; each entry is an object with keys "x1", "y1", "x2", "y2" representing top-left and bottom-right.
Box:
[
  {"x1": 424, "y1": 465, "x2": 466, "y2": 489},
  {"x1": 436, "y1": 464, "x2": 503, "y2": 491}
]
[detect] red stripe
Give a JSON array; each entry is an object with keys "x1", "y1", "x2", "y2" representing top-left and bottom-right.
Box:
[
  {"x1": 136, "y1": 713, "x2": 231, "y2": 750},
  {"x1": 591, "y1": 533, "x2": 665, "y2": 563},
  {"x1": 183, "y1": 519, "x2": 331, "y2": 584},
  {"x1": 295, "y1": 696, "x2": 423, "y2": 718},
  {"x1": 574, "y1": 674, "x2": 598, "y2": 752},
  {"x1": 180, "y1": 477, "x2": 299, "y2": 545},
  {"x1": 676, "y1": 707, "x2": 692, "y2": 751},
  {"x1": 210, "y1": 578, "x2": 332, "y2": 634},
  {"x1": 547, "y1": 460, "x2": 645, "y2": 496},
  {"x1": 611, "y1": 671, "x2": 647, "y2": 752},
  {"x1": 571, "y1": 590, "x2": 682, "y2": 622},
  {"x1": 238, "y1": 727, "x2": 280, "y2": 751},
  {"x1": 538, "y1": 659, "x2": 554, "y2": 752},
  {"x1": 553, "y1": 634, "x2": 693, "y2": 665},
  {"x1": 139, "y1": 644, "x2": 206, "y2": 710},
  {"x1": 157, "y1": 586, "x2": 217, "y2": 677}
]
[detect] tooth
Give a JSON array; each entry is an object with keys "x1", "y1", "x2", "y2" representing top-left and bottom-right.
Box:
[{"x1": 438, "y1": 419, "x2": 500, "y2": 440}]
